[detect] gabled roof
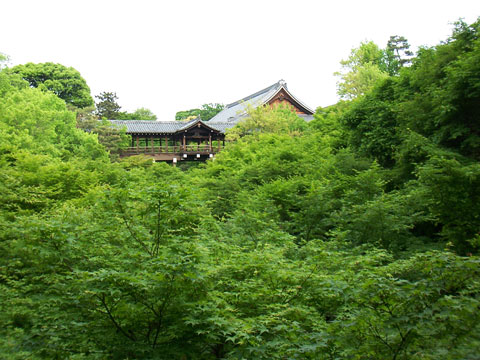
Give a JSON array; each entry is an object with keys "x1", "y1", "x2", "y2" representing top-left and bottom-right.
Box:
[
  {"x1": 177, "y1": 117, "x2": 222, "y2": 132},
  {"x1": 107, "y1": 118, "x2": 235, "y2": 135},
  {"x1": 208, "y1": 80, "x2": 314, "y2": 124}
]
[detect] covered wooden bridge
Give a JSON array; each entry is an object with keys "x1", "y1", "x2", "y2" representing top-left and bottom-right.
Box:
[
  {"x1": 109, "y1": 118, "x2": 233, "y2": 162},
  {"x1": 108, "y1": 80, "x2": 314, "y2": 162}
]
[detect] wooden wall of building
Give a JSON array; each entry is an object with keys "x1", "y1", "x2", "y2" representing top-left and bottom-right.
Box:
[{"x1": 267, "y1": 88, "x2": 309, "y2": 114}]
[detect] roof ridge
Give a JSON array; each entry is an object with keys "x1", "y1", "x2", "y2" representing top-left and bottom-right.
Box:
[
  {"x1": 107, "y1": 119, "x2": 183, "y2": 125},
  {"x1": 108, "y1": 120, "x2": 180, "y2": 123},
  {"x1": 262, "y1": 85, "x2": 314, "y2": 115},
  {"x1": 226, "y1": 80, "x2": 284, "y2": 108}
]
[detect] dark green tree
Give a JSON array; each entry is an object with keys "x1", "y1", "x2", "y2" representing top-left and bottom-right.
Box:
[
  {"x1": 341, "y1": 78, "x2": 401, "y2": 167},
  {"x1": 117, "y1": 107, "x2": 157, "y2": 120},
  {"x1": 76, "y1": 107, "x2": 130, "y2": 161},
  {"x1": 7, "y1": 62, "x2": 94, "y2": 108},
  {"x1": 95, "y1": 91, "x2": 121, "y2": 119},
  {"x1": 175, "y1": 108, "x2": 200, "y2": 120},
  {"x1": 199, "y1": 103, "x2": 224, "y2": 121},
  {"x1": 175, "y1": 103, "x2": 224, "y2": 121},
  {"x1": 384, "y1": 35, "x2": 414, "y2": 75}
]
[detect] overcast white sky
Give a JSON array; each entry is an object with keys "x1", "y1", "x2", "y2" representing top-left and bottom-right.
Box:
[{"x1": 1, "y1": 0, "x2": 479, "y2": 120}]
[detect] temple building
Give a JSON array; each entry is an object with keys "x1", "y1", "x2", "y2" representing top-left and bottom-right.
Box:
[
  {"x1": 209, "y1": 79, "x2": 314, "y2": 124},
  {"x1": 109, "y1": 80, "x2": 314, "y2": 162}
]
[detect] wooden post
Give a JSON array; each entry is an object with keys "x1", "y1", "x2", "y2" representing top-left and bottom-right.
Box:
[
  {"x1": 151, "y1": 136, "x2": 154, "y2": 153},
  {"x1": 183, "y1": 134, "x2": 186, "y2": 152},
  {"x1": 136, "y1": 136, "x2": 139, "y2": 152},
  {"x1": 209, "y1": 134, "x2": 212, "y2": 152},
  {"x1": 165, "y1": 136, "x2": 168, "y2": 153}
]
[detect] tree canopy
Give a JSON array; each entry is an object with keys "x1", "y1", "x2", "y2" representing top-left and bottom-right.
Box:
[
  {"x1": 385, "y1": 35, "x2": 414, "y2": 73},
  {"x1": 125, "y1": 108, "x2": 157, "y2": 120},
  {"x1": 95, "y1": 91, "x2": 122, "y2": 119},
  {"x1": 335, "y1": 36, "x2": 413, "y2": 99},
  {"x1": 120, "y1": 107, "x2": 157, "y2": 120},
  {"x1": 175, "y1": 103, "x2": 224, "y2": 121},
  {"x1": 225, "y1": 104, "x2": 307, "y2": 141},
  {"x1": 7, "y1": 62, "x2": 94, "y2": 108}
]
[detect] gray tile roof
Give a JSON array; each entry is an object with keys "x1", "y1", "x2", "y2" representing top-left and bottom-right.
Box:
[
  {"x1": 108, "y1": 118, "x2": 236, "y2": 134},
  {"x1": 208, "y1": 80, "x2": 314, "y2": 124},
  {"x1": 298, "y1": 114, "x2": 315, "y2": 122},
  {"x1": 108, "y1": 120, "x2": 182, "y2": 134},
  {"x1": 107, "y1": 81, "x2": 314, "y2": 135},
  {"x1": 208, "y1": 122, "x2": 237, "y2": 133},
  {"x1": 208, "y1": 81, "x2": 282, "y2": 124}
]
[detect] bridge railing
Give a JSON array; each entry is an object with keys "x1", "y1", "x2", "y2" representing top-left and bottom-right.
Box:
[{"x1": 122, "y1": 144, "x2": 220, "y2": 155}]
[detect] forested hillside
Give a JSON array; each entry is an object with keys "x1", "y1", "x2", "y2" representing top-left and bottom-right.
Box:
[{"x1": 1, "y1": 19, "x2": 480, "y2": 359}]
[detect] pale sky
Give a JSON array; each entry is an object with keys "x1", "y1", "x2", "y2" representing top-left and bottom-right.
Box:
[{"x1": 1, "y1": 0, "x2": 479, "y2": 120}]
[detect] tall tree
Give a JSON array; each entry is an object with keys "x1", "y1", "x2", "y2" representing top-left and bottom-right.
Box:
[
  {"x1": 335, "y1": 41, "x2": 389, "y2": 99},
  {"x1": 95, "y1": 91, "x2": 121, "y2": 119},
  {"x1": 339, "y1": 41, "x2": 386, "y2": 70},
  {"x1": 7, "y1": 62, "x2": 94, "y2": 108},
  {"x1": 335, "y1": 36, "x2": 413, "y2": 99},
  {"x1": 0, "y1": 52, "x2": 9, "y2": 70},
  {"x1": 384, "y1": 35, "x2": 414, "y2": 75}
]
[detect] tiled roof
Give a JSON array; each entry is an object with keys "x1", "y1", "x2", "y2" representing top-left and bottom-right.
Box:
[
  {"x1": 108, "y1": 118, "x2": 236, "y2": 134},
  {"x1": 208, "y1": 122, "x2": 237, "y2": 133},
  {"x1": 208, "y1": 80, "x2": 314, "y2": 124},
  {"x1": 108, "y1": 120, "x2": 182, "y2": 133},
  {"x1": 298, "y1": 114, "x2": 315, "y2": 122},
  {"x1": 208, "y1": 81, "x2": 282, "y2": 124},
  {"x1": 107, "y1": 80, "x2": 314, "y2": 134}
]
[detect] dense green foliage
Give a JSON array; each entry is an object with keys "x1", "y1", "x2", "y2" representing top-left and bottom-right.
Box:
[
  {"x1": 7, "y1": 62, "x2": 94, "y2": 108},
  {"x1": 1, "y1": 19, "x2": 480, "y2": 359},
  {"x1": 335, "y1": 36, "x2": 413, "y2": 99},
  {"x1": 225, "y1": 104, "x2": 307, "y2": 140},
  {"x1": 76, "y1": 114, "x2": 131, "y2": 161}
]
